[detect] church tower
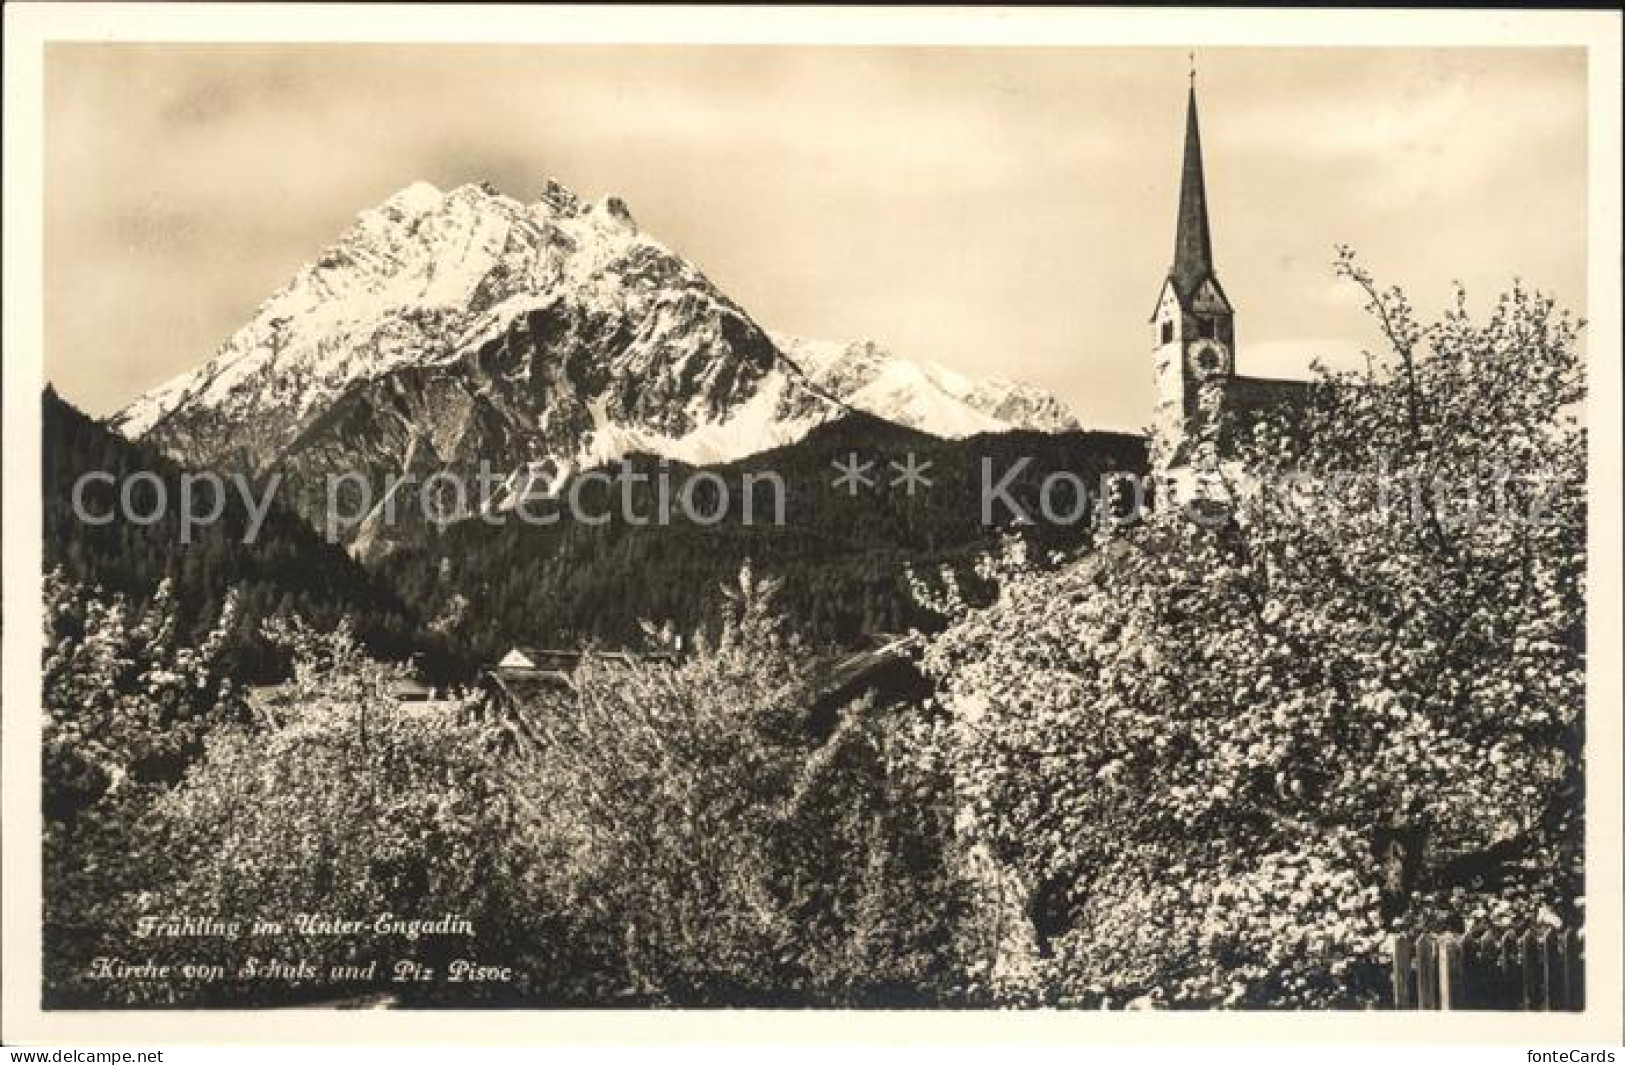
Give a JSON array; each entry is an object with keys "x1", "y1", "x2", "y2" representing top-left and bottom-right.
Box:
[{"x1": 1149, "y1": 77, "x2": 1235, "y2": 473}]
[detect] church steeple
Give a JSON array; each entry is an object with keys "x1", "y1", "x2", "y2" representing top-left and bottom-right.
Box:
[
  {"x1": 1149, "y1": 67, "x2": 1235, "y2": 475},
  {"x1": 1170, "y1": 82, "x2": 1214, "y2": 298}
]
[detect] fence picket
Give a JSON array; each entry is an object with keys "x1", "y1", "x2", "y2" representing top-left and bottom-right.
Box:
[
  {"x1": 1540, "y1": 929, "x2": 1562, "y2": 1010},
  {"x1": 1564, "y1": 929, "x2": 1584, "y2": 1011},
  {"x1": 1474, "y1": 929, "x2": 1500, "y2": 1008},
  {"x1": 1520, "y1": 930, "x2": 1542, "y2": 1010},
  {"x1": 1391, "y1": 934, "x2": 1414, "y2": 1009},
  {"x1": 1459, "y1": 930, "x2": 1485, "y2": 1008},
  {"x1": 1439, "y1": 934, "x2": 1462, "y2": 1010},
  {"x1": 1416, "y1": 934, "x2": 1439, "y2": 1009},
  {"x1": 1500, "y1": 930, "x2": 1522, "y2": 1009}
]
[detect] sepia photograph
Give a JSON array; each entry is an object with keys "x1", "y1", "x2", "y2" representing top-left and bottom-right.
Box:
[{"x1": 2, "y1": 3, "x2": 1621, "y2": 1050}]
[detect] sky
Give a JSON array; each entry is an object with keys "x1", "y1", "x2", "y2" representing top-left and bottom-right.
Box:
[{"x1": 44, "y1": 45, "x2": 1586, "y2": 431}]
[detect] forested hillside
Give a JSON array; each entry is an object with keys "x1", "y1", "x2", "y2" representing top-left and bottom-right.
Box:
[
  {"x1": 43, "y1": 388, "x2": 459, "y2": 680},
  {"x1": 377, "y1": 413, "x2": 1147, "y2": 657}
]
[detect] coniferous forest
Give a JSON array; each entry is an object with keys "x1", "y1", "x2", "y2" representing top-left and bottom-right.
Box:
[{"x1": 43, "y1": 388, "x2": 467, "y2": 682}]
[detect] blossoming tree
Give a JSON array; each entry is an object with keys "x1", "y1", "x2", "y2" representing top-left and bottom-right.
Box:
[{"x1": 917, "y1": 257, "x2": 1585, "y2": 1007}]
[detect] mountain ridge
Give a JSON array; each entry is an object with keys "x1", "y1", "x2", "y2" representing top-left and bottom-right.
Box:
[{"x1": 110, "y1": 178, "x2": 1088, "y2": 553}]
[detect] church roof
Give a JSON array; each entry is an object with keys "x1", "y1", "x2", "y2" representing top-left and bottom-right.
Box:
[
  {"x1": 1226, "y1": 375, "x2": 1316, "y2": 424},
  {"x1": 1169, "y1": 84, "x2": 1217, "y2": 305}
]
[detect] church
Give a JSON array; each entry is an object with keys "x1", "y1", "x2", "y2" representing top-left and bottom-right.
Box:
[{"x1": 1147, "y1": 77, "x2": 1310, "y2": 507}]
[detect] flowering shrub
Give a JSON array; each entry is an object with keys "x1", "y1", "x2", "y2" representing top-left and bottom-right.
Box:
[
  {"x1": 44, "y1": 573, "x2": 242, "y2": 810},
  {"x1": 505, "y1": 562, "x2": 989, "y2": 1005},
  {"x1": 42, "y1": 572, "x2": 244, "y2": 1005},
  {"x1": 918, "y1": 261, "x2": 1585, "y2": 1007},
  {"x1": 128, "y1": 616, "x2": 535, "y2": 1006}
]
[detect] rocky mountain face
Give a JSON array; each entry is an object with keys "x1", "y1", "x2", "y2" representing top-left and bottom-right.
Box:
[{"x1": 113, "y1": 178, "x2": 1081, "y2": 555}]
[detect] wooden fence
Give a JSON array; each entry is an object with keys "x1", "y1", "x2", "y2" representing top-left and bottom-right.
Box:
[{"x1": 1389, "y1": 929, "x2": 1584, "y2": 1010}]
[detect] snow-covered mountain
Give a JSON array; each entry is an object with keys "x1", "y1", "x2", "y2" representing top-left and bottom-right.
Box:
[
  {"x1": 112, "y1": 178, "x2": 1078, "y2": 552},
  {"x1": 776, "y1": 334, "x2": 1079, "y2": 437},
  {"x1": 115, "y1": 180, "x2": 831, "y2": 463}
]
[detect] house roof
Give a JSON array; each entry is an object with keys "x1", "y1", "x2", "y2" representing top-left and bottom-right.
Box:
[
  {"x1": 496, "y1": 647, "x2": 682, "y2": 673},
  {"x1": 804, "y1": 634, "x2": 931, "y2": 736},
  {"x1": 816, "y1": 634, "x2": 920, "y2": 696}
]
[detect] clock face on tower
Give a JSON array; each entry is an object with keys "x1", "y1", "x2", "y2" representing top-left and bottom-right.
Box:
[{"x1": 1188, "y1": 338, "x2": 1230, "y2": 380}]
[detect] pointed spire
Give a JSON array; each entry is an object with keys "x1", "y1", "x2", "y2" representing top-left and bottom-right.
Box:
[{"x1": 1171, "y1": 80, "x2": 1214, "y2": 297}]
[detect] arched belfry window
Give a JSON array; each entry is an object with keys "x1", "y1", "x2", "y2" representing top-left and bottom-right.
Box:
[{"x1": 1160, "y1": 320, "x2": 1174, "y2": 345}]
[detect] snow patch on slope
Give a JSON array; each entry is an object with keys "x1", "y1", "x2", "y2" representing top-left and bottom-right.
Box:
[{"x1": 575, "y1": 372, "x2": 823, "y2": 470}]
